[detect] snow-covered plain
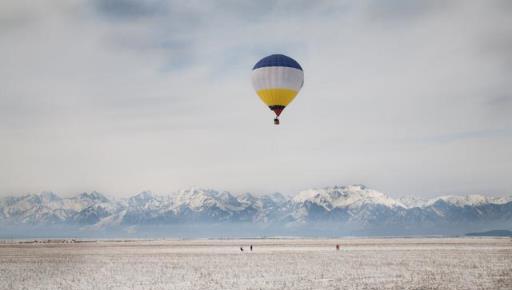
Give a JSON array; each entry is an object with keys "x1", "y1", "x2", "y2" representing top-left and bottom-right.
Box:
[{"x1": 0, "y1": 238, "x2": 511, "y2": 290}]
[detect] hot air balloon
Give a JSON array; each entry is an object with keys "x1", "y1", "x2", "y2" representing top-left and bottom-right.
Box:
[{"x1": 251, "y1": 54, "x2": 304, "y2": 125}]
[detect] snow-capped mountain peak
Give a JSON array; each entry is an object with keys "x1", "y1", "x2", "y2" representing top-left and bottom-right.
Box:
[
  {"x1": 38, "y1": 191, "x2": 61, "y2": 202},
  {"x1": 175, "y1": 188, "x2": 219, "y2": 209},
  {"x1": 426, "y1": 194, "x2": 511, "y2": 207},
  {"x1": 129, "y1": 191, "x2": 156, "y2": 203},
  {"x1": 293, "y1": 185, "x2": 405, "y2": 209},
  {"x1": 78, "y1": 191, "x2": 109, "y2": 203}
]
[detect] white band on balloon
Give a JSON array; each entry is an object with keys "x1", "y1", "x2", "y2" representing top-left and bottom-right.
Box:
[{"x1": 252, "y1": 66, "x2": 304, "y2": 92}]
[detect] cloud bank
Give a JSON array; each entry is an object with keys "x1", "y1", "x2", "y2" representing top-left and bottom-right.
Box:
[{"x1": 1, "y1": 0, "x2": 511, "y2": 197}]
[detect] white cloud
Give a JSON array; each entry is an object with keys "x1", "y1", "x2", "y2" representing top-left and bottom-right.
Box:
[{"x1": 0, "y1": 0, "x2": 511, "y2": 197}]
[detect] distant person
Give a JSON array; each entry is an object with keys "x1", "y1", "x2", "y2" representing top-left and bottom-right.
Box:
[
  {"x1": 250, "y1": 245, "x2": 253, "y2": 251},
  {"x1": 336, "y1": 244, "x2": 340, "y2": 251},
  {"x1": 240, "y1": 247, "x2": 244, "y2": 252}
]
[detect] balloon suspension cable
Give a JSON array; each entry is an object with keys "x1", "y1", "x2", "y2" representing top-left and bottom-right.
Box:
[{"x1": 274, "y1": 118, "x2": 280, "y2": 125}]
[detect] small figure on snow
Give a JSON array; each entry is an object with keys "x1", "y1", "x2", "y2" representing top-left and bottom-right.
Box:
[
  {"x1": 240, "y1": 247, "x2": 244, "y2": 252},
  {"x1": 336, "y1": 244, "x2": 340, "y2": 251},
  {"x1": 250, "y1": 245, "x2": 253, "y2": 251}
]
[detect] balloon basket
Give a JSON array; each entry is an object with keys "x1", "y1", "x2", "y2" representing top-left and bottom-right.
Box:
[{"x1": 274, "y1": 118, "x2": 280, "y2": 125}]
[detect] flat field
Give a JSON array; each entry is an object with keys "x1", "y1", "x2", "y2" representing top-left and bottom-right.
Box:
[{"x1": 0, "y1": 238, "x2": 511, "y2": 290}]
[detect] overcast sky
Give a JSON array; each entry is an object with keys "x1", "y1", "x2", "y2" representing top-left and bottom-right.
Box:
[{"x1": 1, "y1": 0, "x2": 511, "y2": 197}]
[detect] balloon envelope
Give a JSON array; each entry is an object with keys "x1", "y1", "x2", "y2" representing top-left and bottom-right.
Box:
[{"x1": 252, "y1": 54, "x2": 304, "y2": 118}]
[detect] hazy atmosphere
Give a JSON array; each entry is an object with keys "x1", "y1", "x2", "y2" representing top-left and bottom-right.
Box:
[{"x1": 1, "y1": 0, "x2": 511, "y2": 197}]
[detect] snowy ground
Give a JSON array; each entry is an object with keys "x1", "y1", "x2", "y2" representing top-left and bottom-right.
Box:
[{"x1": 0, "y1": 238, "x2": 511, "y2": 290}]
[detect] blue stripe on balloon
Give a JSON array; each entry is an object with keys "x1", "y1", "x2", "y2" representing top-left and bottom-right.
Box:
[{"x1": 253, "y1": 54, "x2": 303, "y2": 71}]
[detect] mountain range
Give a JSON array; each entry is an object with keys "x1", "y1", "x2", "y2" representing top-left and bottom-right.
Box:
[{"x1": 1, "y1": 185, "x2": 511, "y2": 237}]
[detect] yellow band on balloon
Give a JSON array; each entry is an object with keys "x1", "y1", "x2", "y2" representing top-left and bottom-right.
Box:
[{"x1": 256, "y1": 88, "x2": 298, "y2": 107}]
